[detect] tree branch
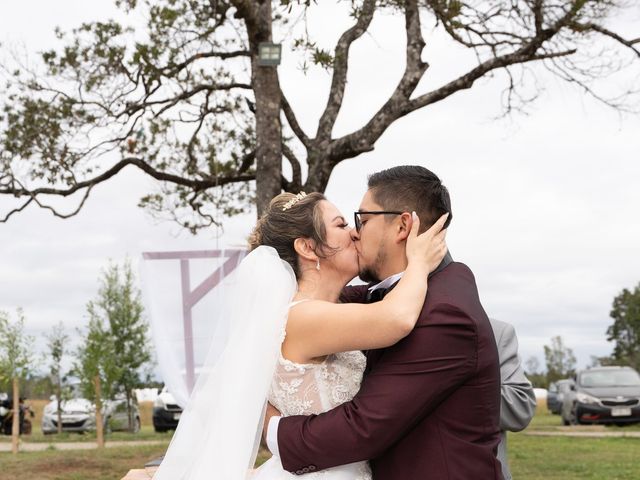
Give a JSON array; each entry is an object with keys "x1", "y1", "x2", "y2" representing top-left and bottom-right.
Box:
[
  {"x1": 315, "y1": 0, "x2": 377, "y2": 143},
  {"x1": 327, "y1": 2, "x2": 583, "y2": 162},
  {"x1": 159, "y1": 49, "x2": 251, "y2": 77},
  {"x1": 282, "y1": 142, "x2": 302, "y2": 192},
  {"x1": 571, "y1": 22, "x2": 640, "y2": 58},
  {"x1": 0, "y1": 158, "x2": 255, "y2": 199},
  {"x1": 122, "y1": 82, "x2": 252, "y2": 118},
  {"x1": 325, "y1": 0, "x2": 428, "y2": 163},
  {"x1": 280, "y1": 90, "x2": 311, "y2": 147}
]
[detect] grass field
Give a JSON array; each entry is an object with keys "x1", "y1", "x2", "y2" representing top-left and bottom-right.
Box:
[{"x1": 3, "y1": 401, "x2": 640, "y2": 479}]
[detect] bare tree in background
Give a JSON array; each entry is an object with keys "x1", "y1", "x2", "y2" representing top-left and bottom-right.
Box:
[{"x1": 1, "y1": 0, "x2": 638, "y2": 231}]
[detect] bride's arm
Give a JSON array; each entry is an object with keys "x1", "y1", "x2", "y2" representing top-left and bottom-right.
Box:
[{"x1": 284, "y1": 214, "x2": 448, "y2": 361}]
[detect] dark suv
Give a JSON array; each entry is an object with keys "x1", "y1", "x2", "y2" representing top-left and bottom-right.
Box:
[{"x1": 561, "y1": 366, "x2": 640, "y2": 425}]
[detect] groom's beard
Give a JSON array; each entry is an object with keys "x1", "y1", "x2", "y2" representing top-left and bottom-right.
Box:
[{"x1": 358, "y1": 247, "x2": 387, "y2": 283}]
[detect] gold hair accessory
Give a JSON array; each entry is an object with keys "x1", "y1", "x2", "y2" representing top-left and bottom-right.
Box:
[{"x1": 282, "y1": 192, "x2": 307, "y2": 211}]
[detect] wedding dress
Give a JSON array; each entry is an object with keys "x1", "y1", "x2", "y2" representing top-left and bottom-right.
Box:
[
  {"x1": 152, "y1": 246, "x2": 371, "y2": 480},
  {"x1": 252, "y1": 349, "x2": 372, "y2": 480}
]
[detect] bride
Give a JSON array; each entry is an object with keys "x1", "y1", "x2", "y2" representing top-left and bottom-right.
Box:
[{"x1": 153, "y1": 191, "x2": 447, "y2": 480}]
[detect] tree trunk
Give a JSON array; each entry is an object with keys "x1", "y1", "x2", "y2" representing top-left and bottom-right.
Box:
[
  {"x1": 56, "y1": 375, "x2": 62, "y2": 435},
  {"x1": 126, "y1": 389, "x2": 133, "y2": 432},
  {"x1": 244, "y1": 1, "x2": 283, "y2": 215},
  {"x1": 94, "y1": 375, "x2": 105, "y2": 448},
  {"x1": 11, "y1": 377, "x2": 19, "y2": 454},
  {"x1": 304, "y1": 150, "x2": 334, "y2": 194}
]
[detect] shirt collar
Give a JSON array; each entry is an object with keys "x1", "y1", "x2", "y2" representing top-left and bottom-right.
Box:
[{"x1": 368, "y1": 272, "x2": 405, "y2": 292}]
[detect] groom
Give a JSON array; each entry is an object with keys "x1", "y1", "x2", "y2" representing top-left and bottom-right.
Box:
[{"x1": 265, "y1": 165, "x2": 503, "y2": 479}]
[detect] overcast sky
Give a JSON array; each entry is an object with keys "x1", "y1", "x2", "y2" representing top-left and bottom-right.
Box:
[{"x1": 1, "y1": 1, "x2": 639, "y2": 377}]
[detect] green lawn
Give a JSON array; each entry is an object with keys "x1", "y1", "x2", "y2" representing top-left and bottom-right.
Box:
[
  {"x1": 1, "y1": 444, "x2": 169, "y2": 480},
  {"x1": 509, "y1": 434, "x2": 640, "y2": 479},
  {"x1": 3, "y1": 408, "x2": 640, "y2": 479}
]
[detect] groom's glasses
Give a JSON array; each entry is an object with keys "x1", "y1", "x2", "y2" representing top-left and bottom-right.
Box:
[{"x1": 353, "y1": 210, "x2": 404, "y2": 233}]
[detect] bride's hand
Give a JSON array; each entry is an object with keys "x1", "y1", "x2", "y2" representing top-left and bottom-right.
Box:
[{"x1": 406, "y1": 212, "x2": 449, "y2": 273}]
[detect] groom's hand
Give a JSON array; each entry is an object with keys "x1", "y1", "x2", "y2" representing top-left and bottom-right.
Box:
[{"x1": 263, "y1": 402, "x2": 282, "y2": 444}]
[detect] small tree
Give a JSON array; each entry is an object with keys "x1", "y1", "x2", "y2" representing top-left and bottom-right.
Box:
[
  {"x1": 87, "y1": 260, "x2": 151, "y2": 432},
  {"x1": 524, "y1": 355, "x2": 547, "y2": 389},
  {"x1": 44, "y1": 322, "x2": 69, "y2": 434},
  {"x1": 607, "y1": 282, "x2": 640, "y2": 371},
  {"x1": 0, "y1": 309, "x2": 35, "y2": 454},
  {"x1": 74, "y1": 316, "x2": 118, "y2": 447},
  {"x1": 544, "y1": 335, "x2": 576, "y2": 384}
]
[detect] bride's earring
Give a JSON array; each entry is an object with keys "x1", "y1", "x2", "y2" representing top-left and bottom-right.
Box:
[{"x1": 316, "y1": 259, "x2": 320, "y2": 271}]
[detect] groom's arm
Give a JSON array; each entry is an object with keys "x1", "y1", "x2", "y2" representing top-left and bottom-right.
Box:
[{"x1": 276, "y1": 300, "x2": 478, "y2": 473}]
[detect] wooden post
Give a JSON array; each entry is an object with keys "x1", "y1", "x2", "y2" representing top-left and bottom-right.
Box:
[
  {"x1": 94, "y1": 375, "x2": 105, "y2": 448},
  {"x1": 11, "y1": 377, "x2": 19, "y2": 454}
]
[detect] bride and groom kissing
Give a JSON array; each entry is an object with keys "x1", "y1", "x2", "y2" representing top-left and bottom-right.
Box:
[{"x1": 154, "y1": 165, "x2": 509, "y2": 480}]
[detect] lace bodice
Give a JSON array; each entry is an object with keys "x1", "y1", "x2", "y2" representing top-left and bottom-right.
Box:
[{"x1": 268, "y1": 350, "x2": 367, "y2": 416}]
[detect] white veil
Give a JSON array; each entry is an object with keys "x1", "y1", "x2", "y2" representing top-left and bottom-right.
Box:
[{"x1": 153, "y1": 246, "x2": 297, "y2": 480}]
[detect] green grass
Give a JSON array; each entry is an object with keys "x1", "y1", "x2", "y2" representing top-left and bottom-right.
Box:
[
  {"x1": 1, "y1": 444, "x2": 169, "y2": 480},
  {"x1": 509, "y1": 434, "x2": 640, "y2": 479},
  {"x1": 3, "y1": 405, "x2": 640, "y2": 480},
  {"x1": 506, "y1": 405, "x2": 640, "y2": 479},
  {"x1": 0, "y1": 425, "x2": 174, "y2": 444}
]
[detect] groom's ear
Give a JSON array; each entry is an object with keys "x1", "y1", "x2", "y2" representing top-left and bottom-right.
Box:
[
  {"x1": 293, "y1": 237, "x2": 317, "y2": 261},
  {"x1": 395, "y1": 212, "x2": 413, "y2": 243}
]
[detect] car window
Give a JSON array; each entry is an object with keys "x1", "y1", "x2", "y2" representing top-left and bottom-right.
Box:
[
  {"x1": 549, "y1": 383, "x2": 558, "y2": 393},
  {"x1": 580, "y1": 370, "x2": 640, "y2": 387}
]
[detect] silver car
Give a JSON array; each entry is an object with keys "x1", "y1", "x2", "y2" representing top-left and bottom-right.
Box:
[{"x1": 42, "y1": 392, "x2": 140, "y2": 434}]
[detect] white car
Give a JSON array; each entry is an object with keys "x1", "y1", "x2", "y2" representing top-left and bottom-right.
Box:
[{"x1": 41, "y1": 393, "x2": 140, "y2": 434}]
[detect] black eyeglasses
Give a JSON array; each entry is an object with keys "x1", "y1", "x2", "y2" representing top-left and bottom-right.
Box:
[{"x1": 353, "y1": 210, "x2": 404, "y2": 233}]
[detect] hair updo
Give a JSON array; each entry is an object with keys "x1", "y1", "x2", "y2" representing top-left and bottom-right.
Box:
[{"x1": 248, "y1": 192, "x2": 333, "y2": 279}]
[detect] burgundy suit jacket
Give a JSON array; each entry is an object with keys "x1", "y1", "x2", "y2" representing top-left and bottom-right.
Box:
[{"x1": 277, "y1": 262, "x2": 503, "y2": 479}]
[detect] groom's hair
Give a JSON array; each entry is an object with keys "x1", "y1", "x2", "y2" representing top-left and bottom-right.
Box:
[{"x1": 368, "y1": 165, "x2": 452, "y2": 233}]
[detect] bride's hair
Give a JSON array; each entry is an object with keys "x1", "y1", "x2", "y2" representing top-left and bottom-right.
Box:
[{"x1": 248, "y1": 192, "x2": 333, "y2": 278}]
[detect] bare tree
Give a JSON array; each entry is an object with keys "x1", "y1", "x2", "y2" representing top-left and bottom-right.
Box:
[{"x1": 1, "y1": 0, "x2": 638, "y2": 231}]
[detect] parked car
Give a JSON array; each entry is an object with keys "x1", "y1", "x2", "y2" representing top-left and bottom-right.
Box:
[
  {"x1": 0, "y1": 393, "x2": 35, "y2": 435},
  {"x1": 561, "y1": 366, "x2": 640, "y2": 425},
  {"x1": 41, "y1": 390, "x2": 140, "y2": 434},
  {"x1": 547, "y1": 379, "x2": 575, "y2": 415},
  {"x1": 153, "y1": 386, "x2": 183, "y2": 432}
]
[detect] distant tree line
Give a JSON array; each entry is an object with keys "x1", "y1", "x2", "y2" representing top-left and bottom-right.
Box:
[{"x1": 524, "y1": 282, "x2": 640, "y2": 389}]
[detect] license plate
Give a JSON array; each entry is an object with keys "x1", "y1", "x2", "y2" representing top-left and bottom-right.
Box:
[
  {"x1": 173, "y1": 412, "x2": 181, "y2": 420},
  {"x1": 611, "y1": 407, "x2": 632, "y2": 417}
]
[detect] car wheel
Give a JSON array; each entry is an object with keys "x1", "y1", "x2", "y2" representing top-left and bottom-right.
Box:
[{"x1": 154, "y1": 426, "x2": 167, "y2": 433}]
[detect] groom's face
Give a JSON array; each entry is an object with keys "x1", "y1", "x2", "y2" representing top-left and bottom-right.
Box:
[{"x1": 352, "y1": 190, "x2": 393, "y2": 283}]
